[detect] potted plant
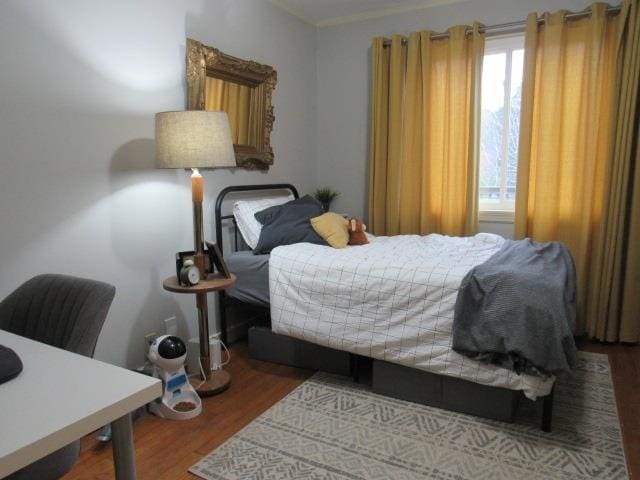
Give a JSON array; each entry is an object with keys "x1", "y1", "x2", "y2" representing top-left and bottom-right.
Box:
[{"x1": 313, "y1": 187, "x2": 340, "y2": 212}]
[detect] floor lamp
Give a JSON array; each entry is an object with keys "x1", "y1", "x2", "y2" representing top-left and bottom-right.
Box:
[{"x1": 155, "y1": 110, "x2": 236, "y2": 395}]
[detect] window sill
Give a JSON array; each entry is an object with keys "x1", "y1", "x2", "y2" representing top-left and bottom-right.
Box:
[{"x1": 479, "y1": 210, "x2": 514, "y2": 224}]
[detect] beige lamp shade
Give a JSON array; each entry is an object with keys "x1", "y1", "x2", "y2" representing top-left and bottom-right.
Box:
[{"x1": 155, "y1": 111, "x2": 236, "y2": 168}]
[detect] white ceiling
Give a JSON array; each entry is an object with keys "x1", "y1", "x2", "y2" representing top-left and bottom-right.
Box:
[{"x1": 269, "y1": 0, "x2": 466, "y2": 27}]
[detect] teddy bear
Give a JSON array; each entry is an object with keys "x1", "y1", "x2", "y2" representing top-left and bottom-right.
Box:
[{"x1": 348, "y1": 218, "x2": 369, "y2": 246}]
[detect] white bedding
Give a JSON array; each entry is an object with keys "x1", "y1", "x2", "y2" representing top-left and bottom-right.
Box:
[{"x1": 269, "y1": 233, "x2": 554, "y2": 400}]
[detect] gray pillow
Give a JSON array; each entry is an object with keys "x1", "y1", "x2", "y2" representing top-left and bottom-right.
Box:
[{"x1": 253, "y1": 195, "x2": 327, "y2": 254}]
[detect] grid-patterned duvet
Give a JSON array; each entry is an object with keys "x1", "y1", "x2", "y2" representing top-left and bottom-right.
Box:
[{"x1": 270, "y1": 233, "x2": 553, "y2": 400}]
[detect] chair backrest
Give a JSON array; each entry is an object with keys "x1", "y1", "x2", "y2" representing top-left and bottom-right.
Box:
[{"x1": 0, "y1": 274, "x2": 116, "y2": 357}]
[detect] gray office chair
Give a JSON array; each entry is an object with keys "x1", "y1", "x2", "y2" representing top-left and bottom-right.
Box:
[{"x1": 0, "y1": 274, "x2": 116, "y2": 480}]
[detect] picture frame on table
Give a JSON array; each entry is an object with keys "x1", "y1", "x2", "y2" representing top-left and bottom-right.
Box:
[{"x1": 206, "y1": 241, "x2": 230, "y2": 278}]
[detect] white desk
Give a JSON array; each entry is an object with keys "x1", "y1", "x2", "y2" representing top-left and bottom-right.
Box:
[{"x1": 0, "y1": 330, "x2": 161, "y2": 479}]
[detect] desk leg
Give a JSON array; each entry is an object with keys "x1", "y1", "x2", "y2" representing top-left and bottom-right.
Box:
[{"x1": 111, "y1": 413, "x2": 136, "y2": 480}]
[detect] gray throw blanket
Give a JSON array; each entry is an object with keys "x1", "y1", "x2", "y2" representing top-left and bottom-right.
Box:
[{"x1": 452, "y1": 239, "x2": 577, "y2": 377}]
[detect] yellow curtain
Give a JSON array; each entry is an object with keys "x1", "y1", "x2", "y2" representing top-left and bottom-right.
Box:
[
  {"x1": 369, "y1": 25, "x2": 484, "y2": 236},
  {"x1": 588, "y1": 0, "x2": 640, "y2": 342},
  {"x1": 515, "y1": 2, "x2": 639, "y2": 340},
  {"x1": 204, "y1": 77, "x2": 251, "y2": 145}
]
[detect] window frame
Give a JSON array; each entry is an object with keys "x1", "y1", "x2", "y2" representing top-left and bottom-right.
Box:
[{"x1": 478, "y1": 33, "x2": 525, "y2": 222}]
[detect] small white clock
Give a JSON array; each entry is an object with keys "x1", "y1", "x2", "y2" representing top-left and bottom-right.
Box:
[{"x1": 179, "y1": 259, "x2": 201, "y2": 286}]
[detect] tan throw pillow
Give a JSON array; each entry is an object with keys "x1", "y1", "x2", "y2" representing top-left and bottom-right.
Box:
[{"x1": 311, "y1": 212, "x2": 349, "y2": 248}]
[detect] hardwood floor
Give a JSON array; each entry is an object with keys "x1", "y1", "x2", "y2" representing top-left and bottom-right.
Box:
[
  {"x1": 64, "y1": 339, "x2": 639, "y2": 480},
  {"x1": 63, "y1": 341, "x2": 313, "y2": 480},
  {"x1": 576, "y1": 338, "x2": 640, "y2": 479}
]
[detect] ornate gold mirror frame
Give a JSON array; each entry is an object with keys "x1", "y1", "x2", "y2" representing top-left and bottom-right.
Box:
[{"x1": 186, "y1": 38, "x2": 277, "y2": 171}]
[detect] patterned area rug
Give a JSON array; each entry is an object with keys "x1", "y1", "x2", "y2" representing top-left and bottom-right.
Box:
[{"x1": 190, "y1": 352, "x2": 627, "y2": 479}]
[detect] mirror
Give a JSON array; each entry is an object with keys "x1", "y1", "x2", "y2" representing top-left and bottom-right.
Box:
[{"x1": 186, "y1": 38, "x2": 277, "y2": 170}]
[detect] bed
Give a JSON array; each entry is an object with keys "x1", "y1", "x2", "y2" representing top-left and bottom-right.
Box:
[{"x1": 215, "y1": 184, "x2": 562, "y2": 430}]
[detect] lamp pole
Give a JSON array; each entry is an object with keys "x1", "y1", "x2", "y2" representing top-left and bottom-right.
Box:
[{"x1": 191, "y1": 168, "x2": 211, "y2": 382}]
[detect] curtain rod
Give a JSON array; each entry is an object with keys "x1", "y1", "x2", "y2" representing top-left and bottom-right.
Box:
[{"x1": 382, "y1": 5, "x2": 622, "y2": 46}]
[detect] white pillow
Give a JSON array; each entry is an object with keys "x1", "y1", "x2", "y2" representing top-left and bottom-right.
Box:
[{"x1": 233, "y1": 195, "x2": 294, "y2": 249}]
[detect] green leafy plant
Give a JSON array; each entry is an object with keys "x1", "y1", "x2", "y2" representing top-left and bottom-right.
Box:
[{"x1": 313, "y1": 187, "x2": 340, "y2": 212}]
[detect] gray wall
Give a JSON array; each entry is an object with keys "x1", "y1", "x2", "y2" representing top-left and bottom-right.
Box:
[
  {"x1": 0, "y1": 0, "x2": 317, "y2": 367},
  {"x1": 315, "y1": 0, "x2": 592, "y2": 235}
]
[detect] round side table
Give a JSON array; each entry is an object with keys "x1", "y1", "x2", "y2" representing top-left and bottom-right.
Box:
[{"x1": 163, "y1": 273, "x2": 236, "y2": 397}]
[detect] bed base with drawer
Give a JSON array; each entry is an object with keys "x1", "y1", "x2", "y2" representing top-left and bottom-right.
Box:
[{"x1": 214, "y1": 183, "x2": 554, "y2": 431}]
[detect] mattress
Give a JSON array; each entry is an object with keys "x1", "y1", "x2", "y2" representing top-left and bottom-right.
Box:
[
  {"x1": 225, "y1": 251, "x2": 270, "y2": 307},
  {"x1": 269, "y1": 233, "x2": 554, "y2": 400}
]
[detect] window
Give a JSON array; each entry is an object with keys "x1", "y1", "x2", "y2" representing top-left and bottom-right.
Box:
[{"x1": 479, "y1": 35, "x2": 525, "y2": 218}]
